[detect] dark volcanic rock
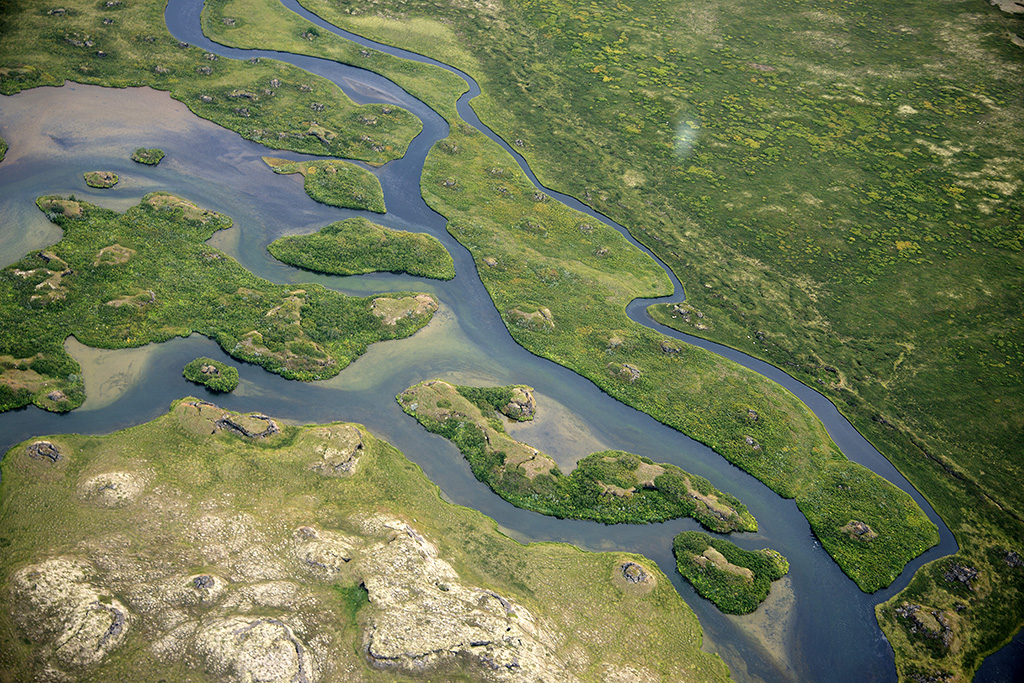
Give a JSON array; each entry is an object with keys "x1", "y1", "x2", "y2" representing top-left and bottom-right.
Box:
[{"x1": 27, "y1": 440, "x2": 62, "y2": 462}]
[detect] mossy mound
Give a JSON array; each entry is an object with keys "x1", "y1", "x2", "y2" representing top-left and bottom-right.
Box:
[
  {"x1": 268, "y1": 217, "x2": 455, "y2": 280},
  {"x1": 399, "y1": 380, "x2": 757, "y2": 530},
  {"x1": 130, "y1": 147, "x2": 164, "y2": 165},
  {"x1": 182, "y1": 356, "x2": 239, "y2": 392},
  {"x1": 673, "y1": 531, "x2": 789, "y2": 614},
  {"x1": 83, "y1": 171, "x2": 119, "y2": 188},
  {"x1": 263, "y1": 157, "x2": 385, "y2": 212}
]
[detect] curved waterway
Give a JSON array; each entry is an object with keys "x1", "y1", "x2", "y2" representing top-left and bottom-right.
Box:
[{"x1": 0, "y1": 0, "x2": 969, "y2": 679}]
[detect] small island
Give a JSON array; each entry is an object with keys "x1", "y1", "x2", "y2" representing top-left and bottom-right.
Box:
[
  {"x1": 183, "y1": 357, "x2": 239, "y2": 392},
  {"x1": 268, "y1": 217, "x2": 456, "y2": 280},
  {"x1": 264, "y1": 157, "x2": 386, "y2": 212},
  {"x1": 399, "y1": 380, "x2": 757, "y2": 530},
  {"x1": 83, "y1": 171, "x2": 119, "y2": 188},
  {"x1": 131, "y1": 147, "x2": 165, "y2": 165},
  {"x1": 673, "y1": 531, "x2": 789, "y2": 614}
]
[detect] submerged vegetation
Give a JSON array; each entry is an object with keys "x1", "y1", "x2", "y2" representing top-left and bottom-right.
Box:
[
  {"x1": 182, "y1": 356, "x2": 239, "y2": 392},
  {"x1": 0, "y1": 193, "x2": 437, "y2": 412},
  {"x1": 0, "y1": 399, "x2": 733, "y2": 682},
  {"x1": 400, "y1": 380, "x2": 758, "y2": 531},
  {"x1": 268, "y1": 217, "x2": 455, "y2": 280},
  {"x1": 673, "y1": 531, "x2": 789, "y2": 615},
  {"x1": 130, "y1": 147, "x2": 164, "y2": 165},
  {"x1": 0, "y1": 0, "x2": 421, "y2": 163},
  {"x1": 263, "y1": 156, "x2": 386, "y2": 212}
]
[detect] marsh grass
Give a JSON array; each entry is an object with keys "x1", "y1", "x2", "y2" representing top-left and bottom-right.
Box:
[
  {"x1": 182, "y1": 356, "x2": 239, "y2": 392},
  {"x1": 0, "y1": 193, "x2": 436, "y2": 412},
  {"x1": 673, "y1": 531, "x2": 789, "y2": 614},
  {"x1": 0, "y1": 0, "x2": 422, "y2": 163},
  {"x1": 263, "y1": 157, "x2": 386, "y2": 212},
  {"x1": 268, "y1": 217, "x2": 456, "y2": 280}
]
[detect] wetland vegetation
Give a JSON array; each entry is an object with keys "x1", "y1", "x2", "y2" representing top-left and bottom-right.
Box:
[
  {"x1": 0, "y1": 193, "x2": 437, "y2": 412},
  {"x1": 262, "y1": 156, "x2": 387, "y2": 212},
  {"x1": 130, "y1": 147, "x2": 164, "y2": 165},
  {"x1": 0, "y1": 399, "x2": 732, "y2": 682},
  {"x1": 268, "y1": 216, "x2": 456, "y2": 279},
  {"x1": 400, "y1": 379, "x2": 756, "y2": 531},
  {"x1": 673, "y1": 531, "x2": 790, "y2": 615},
  {"x1": 83, "y1": 170, "x2": 119, "y2": 188},
  {"x1": 0, "y1": 0, "x2": 422, "y2": 163},
  {"x1": 182, "y1": 356, "x2": 239, "y2": 392}
]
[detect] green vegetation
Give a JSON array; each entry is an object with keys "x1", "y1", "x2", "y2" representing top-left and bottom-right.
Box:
[
  {"x1": 673, "y1": 531, "x2": 789, "y2": 615},
  {"x1": 0, "y1": 399, "x2": 733, "y2": 682},
  {"x1": 399, "y1": 380, "x2": 758, "y2": 531},
  {"x1": 0, "y1": 193, "x2": 437, "y2": 412},
  {"x1": 130, "y1": 147, "x2": 164, "y2": 165},
  {"x1": 263, "y1": 156, "x2": 386, "y2": 212},
  {"x1": 287, "y1": 0, "x2": 1024, "y2": 674},
  {"x1": 0, "y1": 134, "x2": 7, "y2": 162},
  {"x1": 182, "y1": 356, "x2": 239, "y2": 392},
  {"x1": 0, "y1": 0, "x2": 422, "y2": 163},
  {"x1": 83, "y1": 171, "x2": 119, "y2": 188},
  {"x1": 269, "y1": 216, "x2": 455, "y2": 280},
  {"x1": 201, "y1": 0, "x2": 468, "y2": 122},
  {"x1": 414, "y1": 119, "x2": 936, "y2": 591}
]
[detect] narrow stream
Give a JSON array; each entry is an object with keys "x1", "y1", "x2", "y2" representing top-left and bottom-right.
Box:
[{"x1": 0, "y1": 0, "x2": 975, "y2": 679}]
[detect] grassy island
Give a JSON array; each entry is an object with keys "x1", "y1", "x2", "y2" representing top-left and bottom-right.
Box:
[
  {"x1": 269, "y1": 216, "x2": 456, "y2": 280},
  {"x1": 0, "y1": 399, "x2": 733, "y2": 682},
  {"x1": 183, "y1": 356, "x2": 239, "y2": 392},
  {"x1": 130, "y1": 147, "x2": 164, "y2": 165},
  {"x1": 399, "y1": 380, "x2": 757, "y2": 530},
  {"x1": 0, "y1": 193, "x2": 437, "y2": 413},
  {"x1": 83, "y1": 171, "x2": 119, "y2": 188},
  {"x1": 673, "y1": 531, "x2": 789, "y2": 615},
  {"x1": 0, "y1": 0, "x2": 421, "y2": 163},
  {"x1": 263, "y1": 156, "x2": 386, "y2": 212}
]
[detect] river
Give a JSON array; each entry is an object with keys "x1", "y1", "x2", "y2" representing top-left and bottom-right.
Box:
[{"x1": 0, "y1": 0, "x2": 994, "y2": 678}]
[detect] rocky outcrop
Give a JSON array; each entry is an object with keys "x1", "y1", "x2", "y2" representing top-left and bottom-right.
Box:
[
  {"x1": 10, "y1": 558, "x2": 130, "y2": 670},
  {"x1": 840, "y1": 520, "x2": 878, "y2": 542},
  {"x1": 195, "y1": 616, "x2": 314, "y2": 683},
  {"x1": 26, "y1": 440, "x2": 62, "y2": 462},
  {"x1": 356, "y1": 516, "x2": 574, "y2": 682},
  {"x1": 303, "y1": 425, "x2": 364, "y2": 477},
  {"x1": 500, "y1": 386, "x2": 536, "y2": 421}
]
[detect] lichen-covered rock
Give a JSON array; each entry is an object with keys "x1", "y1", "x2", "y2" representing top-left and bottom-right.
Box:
[
  {"x1": 195, "y1": 616, "x2": 315, "y2": 683},
  {"x1": 10, "y1": 558, "x2": 130, "y2": 670},
  {"x1": 77, "y1": 470, "x2": 150, "y2": 507},
  {"x1": 356, "y1": 516, "x2": 574, "y2": 681}
]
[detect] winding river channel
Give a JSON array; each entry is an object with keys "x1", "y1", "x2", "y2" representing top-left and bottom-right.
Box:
[{"x1": 3, "y1": 0, "x2": 1007, "y2": 679}]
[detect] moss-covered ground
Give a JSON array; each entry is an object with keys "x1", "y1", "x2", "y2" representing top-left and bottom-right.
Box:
[
  {"x1": 673, "y1": 531, "x2": 789, "y2": 615},
  {"x1": 0, "y1": 0, "x2": 422, "y2": 163},
  {"x1": 263, "y1": 156, "x2": 387, "y2": 212},
  {"x1": 0, "y1": 399, "x2": 733, "y2": 682},
  {"x1": 0, "y1": 193, "x2": 437, "y2": 412},
  {"x1": 182, "y1": 356, "x2": 239, "y2": 392},
  {"x1": 268, "y1": 216, "x2": 456, "y2": 280}
]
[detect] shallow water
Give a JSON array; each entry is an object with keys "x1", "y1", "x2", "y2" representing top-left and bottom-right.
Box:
[{"x1": 0, "y1": 3, "x2": 979, "y2": 679}]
